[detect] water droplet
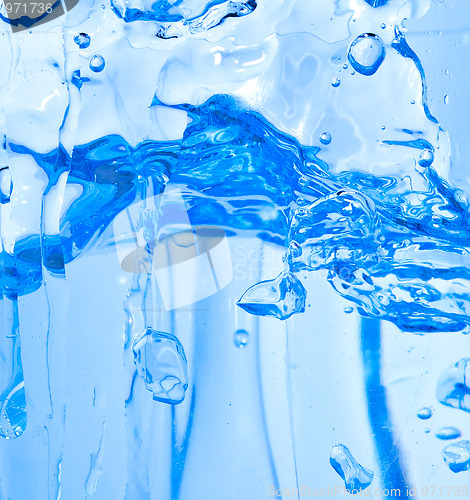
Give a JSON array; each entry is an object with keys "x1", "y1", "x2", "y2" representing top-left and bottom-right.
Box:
[
  {"x1": 417, "y1": 407, "x2": 433, "y2": 419},
  {"x1": 348, "y1": 33, "x2": 385, "y2": 76},
  {"x1": 234, "y1": 329, "x2": 249, "y2": 348},
  {"x1": 133, "y1": 329, "x2": 188, "y2": 404},
  {"x1": 418, "y1": 149, "x2": 434, "y2": 167},
  {"x1": 320, "y1": 132, "x2": 332, "y2": 145},
  {"x1": 444, "y1": 94, "x2": 449, "y2": 104},
  {"x1": 425, "y1": 428, "x2": 431, "y2": 433},
  {"x1": 411, "y1": 99, "x2": 416, "y2": 105},
  {"x1": 73, "y1": 33, "x2": 91, "y2": 49},
  {"x1": 442, "y1": 440, "x2": 470, "y2": 473},
  {"x1": 344, "y1": 306, "x2": 354, "y2": 314},
  {"x1": 330, "y1": 444, "x2": 374, "y2": 493},
  {"x1": 436, "y1": 427, "x2": 462, "y2": 441},
  {"x1": 437, "y1": 358, "x2": 470, "y2": 413},
  {"x1": 380, "y1": 23, "x2": 386, "y2": 29},
  {"x1": 298, "y1": 175, "x2": 309, "y2": 188},
  {"x1": 342, "y1": 63, "x2": 348, "y2": 70},
  {"x1": 331, "y1": 76, "x2": 341, "y2": 87},
  {"x1": 89, "y1": 55, "x2": 105, "y2": 73},
  {"x1": 236, "y1": 271, "x2": 307, "y2": 320}
]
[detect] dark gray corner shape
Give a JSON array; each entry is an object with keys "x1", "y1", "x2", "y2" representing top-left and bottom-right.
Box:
[{"x1": 1, "y1": 0, "x2": 78, "y2": 32}]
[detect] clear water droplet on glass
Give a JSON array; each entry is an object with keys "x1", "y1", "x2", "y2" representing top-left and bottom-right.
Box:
[
  {"x1": 133, "y1": 329, "x2": 188, "y2": 404},
  {"x1": 436, "y1": 427, "x2": 462, "y2": 441},
  {"x1": 330, "y1": 444, "x2": 374, "y2": 493},
  {"x1": 73, "y1": 33, "x2": 91, "y2": 49},
  {"x1": 344, "y1": 306, "x2": 354, "y2": 314},
  {"x1": 331, "y1": 76, "x2": 341, "y2": 87},
  {"x1": 348, "y1": 33, "x2": 385, "y2": 76},
  {"x1": 320, "y1": 132, "x2": 332, "y2": 145},
  {"x1": 417, "y1": 407, "x2": 433, "y2": 419},
  {"x1": 234, "y1": 329, "x2": 249, "y2": 348},
  {"x1": 437, "y1": 358, "x2": 470, "y2": 413},
  {"x1": 236, "y1": 270, "x2": 307, "y2": 320},
  {"x1": 442, "y1": 440, "x2": 470, "y2": 473},
  {"x1": 380, "y1": 23, "x2": 386, "y2": 29},
  {"x1": 418, "y1": 149, "x2": 434, "y2": 167},
  {"x1": 89, "y1": 55, "x2": 106, "y2": 73}
]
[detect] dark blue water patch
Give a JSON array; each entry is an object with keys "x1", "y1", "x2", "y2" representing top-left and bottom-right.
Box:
[
  {"x1": 1, "y1": 236, "x2": 43, "y2": 298},
  {"x1": 363, "y1": 0, "x2": 389, "y2": 6}
]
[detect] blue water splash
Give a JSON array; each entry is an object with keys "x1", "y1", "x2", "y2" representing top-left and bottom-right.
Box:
[{"x1": 110, "y1": 0, "x2": 256, "y2": 37}]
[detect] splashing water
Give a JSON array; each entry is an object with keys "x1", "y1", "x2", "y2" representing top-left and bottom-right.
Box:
[
  {"x1": 330, "y1": 444, "x2": 374, "y2": 493},
  {"x1": 1, "y1": 0, "x2": 470, "y2": 497}
]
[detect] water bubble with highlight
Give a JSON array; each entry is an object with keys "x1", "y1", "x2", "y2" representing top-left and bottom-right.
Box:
[
  {"x1": 73, "y1": 33, "x2": 91, "y2": 49},
  {"x1": 320, "y1": 132, "x2": 332, "y2": 145},
  {"x1": 436, "y1": 427, "x2": 462, "y2": 441},
  {"x1": 331, "y1": 76, "x2": 341, "y2": 88},
  {"x1": 442, "y1": 440, "x2": 470, "y2": 473},
  {"x1": 417, "y1": 407, "x2": 433, "y2": 420},
  {"x1": 348, "y1": 33, "x2": 385, "y2": 76},
  {"x1": 418, "y1": 149, "x2": 434, "y2": 167},
  {"x1": 89, "y1": 55, "x2": 106, "y2": 73},
  {"x1": 234, "y1": 329, "x2": 249, "y2": 349}
]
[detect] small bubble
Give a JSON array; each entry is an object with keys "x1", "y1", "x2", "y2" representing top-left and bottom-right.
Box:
[
  {"x1": 331, "y1": 76, "x2": 341, "y2": 88},
  {"x1": 344, "y1": 306, "x2": 354, "y2": 314},
  {"x1": 418, "y1": 149, "x2": 434, "y2": 167},
  {"x1": 417, "y1": 407, "x2": 433, "y2": 420},
  {"x1": 320, "y1": 132, "x2": 332, "y2": 145},
  {"x1": 380, "y1": 23, "x2": 386, "y2": 29},
  {"x1": 342, "y1": 63, "x2": 348, "y2": 70},
  {"x1": 425, "y1": 428, "x2": 431, "y2": 434},
  {"x1": 234, "y1": 329, "x2": 249, "y2": 349},
  {"x1": 444, "y1": 95, "x2": 449, "y2": 104},
  {"x1": 73, "y1": 33, "x2": 91, "y2": 49},
  {"x1": 411, "y1": 99, "x2": 416, "y2": 105},
  {"x1": 89, "y1": 55, "x2": 105, "y2": 73}
]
